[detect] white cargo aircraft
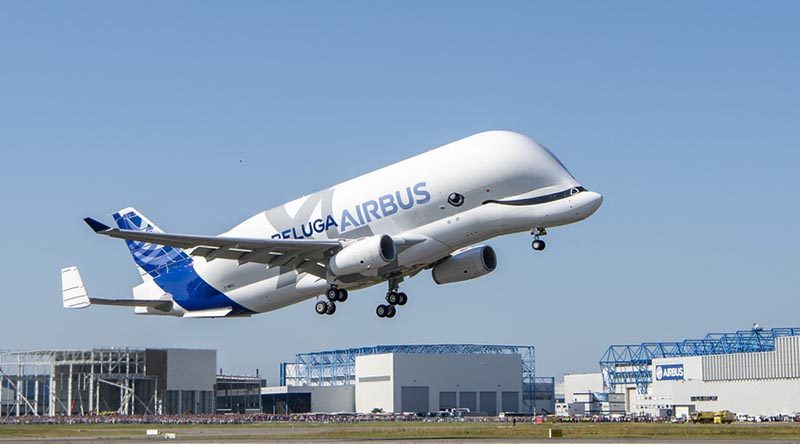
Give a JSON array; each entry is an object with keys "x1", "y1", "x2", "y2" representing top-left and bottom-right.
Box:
[{"x1": 62, "y1": 131, "x2": 602, "y2": 319}]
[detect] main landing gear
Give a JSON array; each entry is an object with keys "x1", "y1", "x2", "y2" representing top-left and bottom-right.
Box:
[
  {"x1": 376, "y1": 279, "x2": 407, "y2": 319},
  {"x1": 376, "y1": 304, "x2": 395, "y2": 318},
  {"x1": 326, "y1": 287, "x2": 348, "y2": 302},
  {"x1": 531, "y1": 226, "x2": 547, "y2": 251},
  {"x1": 315, "y1": 286, "x2": 348, "y2": 316}
]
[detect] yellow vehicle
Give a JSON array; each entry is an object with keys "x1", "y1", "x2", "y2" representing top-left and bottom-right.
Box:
[
  {"x1": 691, "y1": 410, "x2": 735, "y2": 424},
  {"x1": 691, "y1": 411, "x2": 715, "y2": 423},
  {"x1": 713, "y1": 410, "x2": 735, "y2": 424}
]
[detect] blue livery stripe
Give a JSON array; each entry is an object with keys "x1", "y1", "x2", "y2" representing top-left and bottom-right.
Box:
[
  {"x1": 112, "y1": 209, "x2": 254, "y2": 315},
  {"x1": 152, "y1": 261, "x2": 254, "y2": 315}
]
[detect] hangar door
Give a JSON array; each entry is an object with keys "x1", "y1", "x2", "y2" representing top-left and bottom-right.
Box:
[
  {"x1": 439, "y1": 392, "x2": 457, "y2": 410},
  {"x1": 401, "y1": 386, "x2": 429, "y2": 413},
  {"x1": 479, "y1": 391, "x2": 497, "y2": 416},
  {"x1": 501, "y1": 391, "x2": 519, "y2": 413},
  {"x1": 459, "y1": 392, "x2": 477, "y2": 412}
]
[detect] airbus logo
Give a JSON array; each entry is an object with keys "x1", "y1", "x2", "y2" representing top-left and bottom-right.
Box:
[
  {"x1": 655, "y1": 364, "x2": 684, "y2": 381},
  {"x1": 271, "y1": 182, "x2": 432, "y2": 239}
]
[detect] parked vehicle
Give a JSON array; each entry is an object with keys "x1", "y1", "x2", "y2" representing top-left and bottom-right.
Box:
[{"x1": 690, "y1": 411, "x2": 735, "y2": 424}]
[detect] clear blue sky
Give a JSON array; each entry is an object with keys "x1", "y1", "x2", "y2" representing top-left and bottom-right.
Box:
[{"x1": 1, "y1": 1, "x2": 799, "y2": 383}]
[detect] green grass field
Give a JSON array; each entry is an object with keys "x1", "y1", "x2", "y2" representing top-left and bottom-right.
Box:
[{"x1": 1, "y1": 421, "x2": 800, "y2": 441}]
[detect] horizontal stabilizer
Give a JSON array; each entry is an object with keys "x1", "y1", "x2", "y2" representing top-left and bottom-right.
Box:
[
  {"x1": 83, "y1": 217, "x2": 111, "y2": 233},
  {"x1": 61, "y1": 266, "x2": 172, "y2": 311},
  {"x1": 90, "y1": 298, "x2": 173, "y2": 311},
  {"x1": 61, "y1": 266, "x2": 91, "y2": 309}
]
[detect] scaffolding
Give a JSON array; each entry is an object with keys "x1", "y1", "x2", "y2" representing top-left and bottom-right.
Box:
[
  {"x1": 599, "y1": 327, "x2": 800, "y2": 394},
  {"x1": 280, "y1": 344, "x2": 537, "y2": 413},
  {"x1": 0, "y1": 348, "x2": 159, "y2": 417}
]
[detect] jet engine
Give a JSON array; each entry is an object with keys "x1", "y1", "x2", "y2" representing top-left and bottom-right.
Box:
[
  {"x1": 431, "y1": 245, "x2": 497, "y2": 285},
  {"x1": 328, "y1": 234, "x2": 397, "y2": 276}
]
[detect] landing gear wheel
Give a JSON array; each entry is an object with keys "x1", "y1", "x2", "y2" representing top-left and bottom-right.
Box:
[
  {"x1": 336, "y1": 289, "x2": 348, "y2": 302},
  {"x1": 376, "y1": 304, "x2": 389, "y2": 318},
  {"x1": 325, "y1": 301, "x2": 336, "y2": 315},
  {"x1": 386, "y1": 305, "x2": 396, "y2": 318},
  {"x1": 326, "y1": 288, "x2": 339, "y2": 301},
  {"x1": 532, "y1": 239, "x2": 546, "y2": 251},
  {"x1": 397, "y1": 292, "x2": 408, "y2": 306},
  {"x1": 386, "y1": 291, "x2": 400, "y2": 305},
  {"x1": 315, "y1": 301, "x2": 328, "y2": 315}
]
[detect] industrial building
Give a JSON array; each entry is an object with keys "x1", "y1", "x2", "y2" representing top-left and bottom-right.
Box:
[
  {"x1": 261, "y1": 385, "x2": 354, "y2": 414},
  {"x1": 532, "y1": 376, "x2": 556, "y2": 415},
  {"x1": 0, "y1": 348, "x2": 263, "y2": 417},
  {"x1": 268, "y1": 344, "x2": 553, "y2": 415},
  {"x1": 563, "y1": 327, "x2": 800, "y2": 418},
  {"x1": 215, "y1": 374, "x2": 265, "y2": 414}
]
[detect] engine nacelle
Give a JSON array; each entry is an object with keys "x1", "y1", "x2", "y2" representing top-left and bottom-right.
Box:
[
  {"x1": 432, "y1": 245, "x2": 497, "y2": 285},
  {"x1": 328, "y1": 235, "x2": 397, "y2": 276}
]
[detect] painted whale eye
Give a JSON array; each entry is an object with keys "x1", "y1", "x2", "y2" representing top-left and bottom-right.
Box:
[
  {"x1": 570, "y1": 187, "x2": 580, "y2": 196},
  {"x1": 447, "y1": 193, "x2": 465, "y2": 207}
]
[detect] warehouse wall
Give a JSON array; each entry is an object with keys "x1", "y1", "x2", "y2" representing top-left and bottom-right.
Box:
[
  {"x1": 632, "y1": 339, "x2": 800, "y2": 417},
  {"x1": 308, "y1": 386, "x2": 355, "y2": 413},
  {"x1": 651, "y1": 379, "x2": 800, "y2": 416},
  {"x1": 391, "y1": 353, "x2": 521, "y2": 415},
  {"x1": 563, "y1": 373, "x2": 604, "y2": 403},
  {"x1": 702, "y1": 336, "x2": 800, "y2": 381},
  {"x1": 165, "y1": 349, "x2": 216, "y2": 391},
  {"x1": 355, "y1": 353, "x2": 522, "y2": 414},
  {"x1": 354, "y1": 354, "x2": 394, "y2": 413},
  {"x1": 162, "y1": 349, "x2": 217, "y2": 414}
]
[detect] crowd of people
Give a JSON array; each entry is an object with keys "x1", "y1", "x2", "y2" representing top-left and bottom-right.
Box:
[{"x1": 0, "y1": 412, "x2": 458, "y2": 425}]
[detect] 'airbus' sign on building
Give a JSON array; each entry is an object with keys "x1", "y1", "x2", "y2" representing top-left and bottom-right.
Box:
[{"x1": 655, "y1": 364, "x2": 684, "y2": 381}]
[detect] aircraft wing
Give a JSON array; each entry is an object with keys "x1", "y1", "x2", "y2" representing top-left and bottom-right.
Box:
[{"x1": 84, "y1": 217, "x2": 341, "y2": 272}]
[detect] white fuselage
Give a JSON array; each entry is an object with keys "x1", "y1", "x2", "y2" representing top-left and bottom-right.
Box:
[{"x1": 171, "y1": 131, "x2": 602, "y2": 315}]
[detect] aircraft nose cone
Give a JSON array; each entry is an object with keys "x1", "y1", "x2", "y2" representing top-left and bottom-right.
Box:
[{"x1": 584, "y1": 191, "x2": 603, "y2": 216}]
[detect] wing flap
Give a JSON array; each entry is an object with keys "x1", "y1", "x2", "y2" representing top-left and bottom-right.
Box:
[{"x1": 297, "y1": 262, "x2": 327, "y2": 278}]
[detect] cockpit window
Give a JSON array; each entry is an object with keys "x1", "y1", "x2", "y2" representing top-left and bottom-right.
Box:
[{"x1": 570, "y1": 187, "x2": 585, "y2": 196}]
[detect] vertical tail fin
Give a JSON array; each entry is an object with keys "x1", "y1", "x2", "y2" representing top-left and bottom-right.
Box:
[{"x1": 112, "y1": 207, "x2": 190, "y2": 277}]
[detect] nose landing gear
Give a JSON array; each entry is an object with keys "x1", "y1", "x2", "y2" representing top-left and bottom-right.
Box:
[{"x1": 531, "y1": 227, "x2": 547, "y2": 251}]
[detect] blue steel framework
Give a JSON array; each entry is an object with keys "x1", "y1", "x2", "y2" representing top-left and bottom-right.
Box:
[
  {"x1": 280, "y1": 344, "x2": 537, "y2": 413},
  {"x1": 600, "y1": 327, "x2": 800, "y2": 394}
]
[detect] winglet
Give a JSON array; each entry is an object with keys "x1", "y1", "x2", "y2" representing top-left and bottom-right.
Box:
[
  {"x1": 84, "y1": 217, "x2": 111, "y2": 233},
  {"x1": 61, "y1": 266, "x2": 91, "y2": 309}
]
